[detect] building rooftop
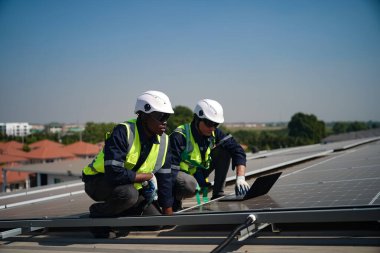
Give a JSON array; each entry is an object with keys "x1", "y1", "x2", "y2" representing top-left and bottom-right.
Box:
[
  {"x1": 63, "y1": 141, "x2": 101, "y2": 156},
  {"x1": 0, "y1": 137, "x2": 379, "y2": 252},
  {"x1": 23, "y1": 146, "x2": 76, "y2": 160},
  {"x1": 29, "y1": 139, "x2": 63, "y2": 149}
]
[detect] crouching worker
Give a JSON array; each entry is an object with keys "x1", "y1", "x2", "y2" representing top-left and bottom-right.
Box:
[
  {"x1": 170, "y1": 99, "x2": 250, "y2": 211},
  {"x1": 82, "y1": 90, "x2": 174, "y2": 238}
]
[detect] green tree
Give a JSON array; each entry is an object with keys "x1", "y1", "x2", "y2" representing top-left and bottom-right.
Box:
[
  {"x1": 288, "y1": 112, "x2": 326, "y2": 145},
  {"x1": 82, "y1": 122, "x2": 116, "y2": 144},
  {"x1": 61, "y1": 134, "x2": 81, "y2": 145},
  {"x1": 233, "y1": 130, "x2": 258, "y2": 150},
  {"x1": 167, "y1": 106, "x2": 194, "y2": 134},
  {"x1": 22, "y1": 144, "x2": 31, "y2": 152},
  {"x1": 367, "y1": 121, "x2": 380, "y2": 129},
  {"x1": 347, "y1": 121, "x2": 368, "y2": 132},
  {"x1": 332, "y1": 121, "x2": 373, "y2": 134},
  {"x1": 332, "y1": 122, "x2": 349, "y2": 134}
]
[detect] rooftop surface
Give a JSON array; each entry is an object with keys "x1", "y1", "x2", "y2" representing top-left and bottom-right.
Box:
[{"x1": 0, "y1": 138, "x2": 379, "y2": 252}]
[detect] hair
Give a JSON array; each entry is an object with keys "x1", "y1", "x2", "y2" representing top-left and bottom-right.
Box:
[{"x1": 192, "y1": 113, "x2": 201, "y2": 127}]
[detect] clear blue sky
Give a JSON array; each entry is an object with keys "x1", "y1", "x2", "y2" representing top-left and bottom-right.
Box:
[{"x1": 1, "y1": 0, "x2": 379, "y2": 124}]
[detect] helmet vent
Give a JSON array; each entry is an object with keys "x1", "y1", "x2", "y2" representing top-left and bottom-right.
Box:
[
  {"x1": 199, "y1": 110, "x2": 204, "y2": 116},
  {"x1": 144, "y1": 104, "x2": 151, "y2": 112}
]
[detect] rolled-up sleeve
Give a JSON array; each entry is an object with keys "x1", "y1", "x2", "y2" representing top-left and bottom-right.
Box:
[{"x1": 104, "y1": 124, "x2": 137, "y2": 185}]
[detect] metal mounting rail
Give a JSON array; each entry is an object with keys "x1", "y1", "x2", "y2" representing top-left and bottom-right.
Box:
[{"x1": 0, "y1": 206, "x2": 379, "y2": 229}]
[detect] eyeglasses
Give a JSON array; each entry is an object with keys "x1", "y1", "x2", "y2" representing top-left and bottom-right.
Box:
[
  {"x1": 202, "y1": 118, "x2": 219, "y2": 128},
  {"x1": 149, "y1": 111, "x2": 171, "y2": 123}
]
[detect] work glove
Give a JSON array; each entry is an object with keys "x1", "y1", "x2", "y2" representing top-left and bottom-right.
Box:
[
  {"x1": 235, "y1": 176, "x2": 250, "y2": 196},
  {"x1": 142, "y1": 173, "x2": 158, "y2": 202},
  {"x1": 193, "y1": 168, "x2": 211, "y2": 188}
]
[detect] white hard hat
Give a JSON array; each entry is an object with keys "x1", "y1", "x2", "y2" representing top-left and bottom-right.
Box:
[
  {"x1": 194, "y1": 99, "x2": 224, "y2": 124},
  {"x1": 135, "y1": 90, "x2": 174, "y2": 114}
]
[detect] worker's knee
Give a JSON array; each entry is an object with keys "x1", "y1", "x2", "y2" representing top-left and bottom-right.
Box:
[
  {"x1": 175, "y1": 171, "x2": 198, "y2": 199},
  {"x1": 183, "y1": 176, "x2": 198, "y2": 195},
  {"x1": 113, "y1": 184, "x2": 139, "y2": 205}
]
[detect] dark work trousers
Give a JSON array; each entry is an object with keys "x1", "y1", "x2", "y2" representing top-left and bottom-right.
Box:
[
  {"x1": 174, "y1": 171, "x2": 198, "y2": 201},
  {"x1": 208, "y1": 145, "x2": 231, "y2": 197},
  {"x1": 84, "y1": 175, "x2": 161, "y2": 218},
  {"x1": 174, "y1": 145, "x2": 231, "y2": 200}
]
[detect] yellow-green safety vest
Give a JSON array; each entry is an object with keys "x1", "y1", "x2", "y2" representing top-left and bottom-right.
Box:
[
  {"x1": 82, "y1": 119, "x2": 168, "y2": 190},
  {"x1": 174, "y1": 123, "x2": 215, "y2": 175}
]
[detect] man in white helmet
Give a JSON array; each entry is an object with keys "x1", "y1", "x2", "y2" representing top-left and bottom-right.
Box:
[
  {"x1": 82, "y1": 90, "x2": 174, "y2": 238},
  {"x1": 170, "y1": 99, "x2": 250, "y2": 211}
]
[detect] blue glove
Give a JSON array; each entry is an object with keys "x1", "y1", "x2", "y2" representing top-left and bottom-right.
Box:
[
  {"x1": 193, "y1": 168, "x2": 210, "y2": 188},
  {"x1": 142, "y1": 174, "x2": 158, "y2": 202},
  {"x1": 235, "y1": 176, "x2": 250, "y2": 196}
]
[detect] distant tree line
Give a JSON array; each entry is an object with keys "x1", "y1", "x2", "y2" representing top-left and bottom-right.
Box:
[
  {"x1": 1, "y1": 107, "x2": 378, "y2": 152},
  {"x1": 331, "y1": 121, "x2": 379, "y2": 134},
  {"x1": 231, "y1": 112, "x2": 326, "y2": 151}
]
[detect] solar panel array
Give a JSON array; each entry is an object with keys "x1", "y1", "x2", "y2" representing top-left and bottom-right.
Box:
[
  {"x1": 186, "y1": 140, "x2": 380, "y2": 213},
  {"x1": 0, "y1": 138, "x2": 379, "y2": 223}
]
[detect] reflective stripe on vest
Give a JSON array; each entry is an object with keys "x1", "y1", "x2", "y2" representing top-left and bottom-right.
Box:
[
  {"x1": 82, "y1": 119, "x2": 168, "y2": 190},
  {"x1": 174, "y1": 123, "x2": 215, "y2": 175}
]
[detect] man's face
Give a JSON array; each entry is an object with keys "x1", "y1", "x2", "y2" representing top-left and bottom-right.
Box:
[
  {"x1": 146, "y1": 111, "x2": 171, "y2": 136},
  {"x1": 198, "y1": 119, "x2": 218, "y2": 137}
]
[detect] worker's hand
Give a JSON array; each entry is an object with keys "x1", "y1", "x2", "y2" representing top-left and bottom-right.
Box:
[
  {"x1": 193, "y1": 168, "x2": 210, "y2": 188},
  {"x1": 235, "y1": 176, "x2": 250, "y2": 196},
  {"x1": 162, "y1": 207, "x2": 173, "y2": 215},
  {"x1": 142, "y1": 173, "x2": 158, "y2": 201}
]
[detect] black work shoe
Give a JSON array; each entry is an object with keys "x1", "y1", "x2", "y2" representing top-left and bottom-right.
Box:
[
  {"x1": 113, "y1": 227, "x2": 130, "y2": 237},
  {"x1": 172, "y1": 199, "x2": 183, "y2": 212},
  {"x1": 211, "y1": 194, "x2": 225, "y2": 200},
  {"x1": 90, "y1": 227, "x2": 117, "y2": 239}
]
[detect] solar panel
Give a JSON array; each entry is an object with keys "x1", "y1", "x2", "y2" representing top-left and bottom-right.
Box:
[
  {"x1": 185, "y1": 140, "x2": 380, "y2": 213},
  {"x1": 0, "y1": 138, "x2": 379, "y2": 227},
  {"x1": 0, "y1": 181, "x2": 84, "y2": 208},
  {"x1": 0, "y1": 140, "x2": 340, "y2": 220}
]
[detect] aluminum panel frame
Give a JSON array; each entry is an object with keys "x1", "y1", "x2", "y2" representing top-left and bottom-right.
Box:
[{"x1": 0, "y1": 206, "x2": 378, "y2": 229}]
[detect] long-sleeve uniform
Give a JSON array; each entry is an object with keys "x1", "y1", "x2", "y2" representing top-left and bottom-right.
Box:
[
  {"x1": 170, "y1": 120, "x2": 246, "y2": 200},
  {"x1": 82, "y1": 119, "x2": 172, "y2": 217}
]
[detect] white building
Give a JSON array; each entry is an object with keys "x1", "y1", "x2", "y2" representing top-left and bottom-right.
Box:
[{"x1": 0, "y1": 122, "x2": 31, "y2": 137}]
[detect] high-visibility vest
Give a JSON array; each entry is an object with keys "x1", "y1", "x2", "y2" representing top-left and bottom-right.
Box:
[
  {"x1": 174, "y1": 123, "x2": 215, "y2": 175},
  {"x1": 82, "y1": 119, "x2": 168, "y2": 190}
]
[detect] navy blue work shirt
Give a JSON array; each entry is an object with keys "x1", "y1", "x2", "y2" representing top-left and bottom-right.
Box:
[
  {"x1": 85, "y1": 118, "x2": 173, "y2": 208},
  {"x1": 170, "y1": 120, "x2": 246, "y2": 178}
]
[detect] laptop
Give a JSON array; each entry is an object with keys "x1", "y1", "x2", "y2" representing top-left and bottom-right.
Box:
[{"x1": 219, "y1": 171, "x2": 282, "y2": 201}]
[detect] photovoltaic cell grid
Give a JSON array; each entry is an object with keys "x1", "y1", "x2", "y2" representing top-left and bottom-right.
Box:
[
  {"x1": 0, "y1": 192, "x2": 92, "y2": 220},
  {"x1": 0, "y1": 139, "x2": 378, "y2": 221},
  {"x1": 0, "y1": 183, "x2": 84, "y2": 207},
  {"x1": 0, "y1": 139, "x2": 340, "y2": 220},
  {"x1": 204, "y1": 138, "x2": 377, "y2": 182},
  {"x1": 186, "y1": 140, "x2": 380, "y2": 213}
]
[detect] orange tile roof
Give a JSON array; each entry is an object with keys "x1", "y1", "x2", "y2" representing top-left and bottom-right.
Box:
[
  {"x1": 0, "y1": 141, "x2": 29, "y2": 159},
  {"x1": 29, "y1": 139, "x2": 63, "y2": 149},
  {"x1": 0, "y1": 140, "x2": 102, "y2": 162},
  {"x1": 3, "y1": 148, "x2": 29, "y2": 158},
  {"x1": 24, "y1": 146, "x2": 75, "y2": 160},
  {"x1": 0, "y1": 141, "x2": 23, "y2": 152},
  {"x1": 63, "y1": 141, "x2": 101, "y2": 156},
  {"x1": 0, "y1": 154, "x2": 28, "y2": 164}
]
